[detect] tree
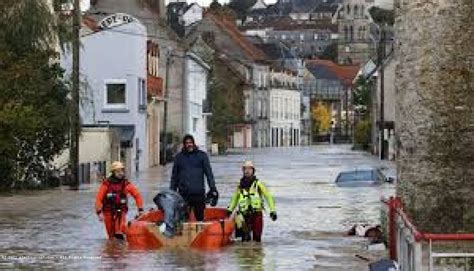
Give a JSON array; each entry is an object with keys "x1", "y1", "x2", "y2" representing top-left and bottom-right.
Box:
[
  {"x1": 319, "y1": 43, "x2": 338, "y2": 62},
  {"x1": 209, "y1": 0, "x2": 222, "y2": 12},
  {"x1": 352, "y1": 76, "x2": 372, "y2": 118},
  {"x1": 0, "y1": 0, "x2": 72, "y2": 190},
  {"x1": 311, "y1": 102, "x2": 331, "y2": 135},
  {"x1": 207, "y1": 58, "x2": 245, "y2": 150},
  {"x1": 369, "y1": 7, "x2": 394, "y2": 26},
  {"x1": 227, "y1": 0, "x2": 256, "y2": 21},
  {"x1": 209, "y1": 2, "x2": 237, "y2": 21}
]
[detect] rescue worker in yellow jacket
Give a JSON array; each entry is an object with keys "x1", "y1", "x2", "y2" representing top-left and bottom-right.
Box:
[{"x1": 227, "y1": 160, "x2": 277, "y2": 242}]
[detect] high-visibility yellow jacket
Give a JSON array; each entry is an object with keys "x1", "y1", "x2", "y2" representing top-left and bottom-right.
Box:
[{"x1": 227, "y1": 179, "x2": 276, "y2": 214}]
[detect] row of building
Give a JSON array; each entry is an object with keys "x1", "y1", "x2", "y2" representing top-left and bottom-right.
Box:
[
  {"x1": 55, "y1": 0, "x2": 395, "y2": 178},
  {"x1": 56, "y1": 0, "x2": 304, "y2": 176}
]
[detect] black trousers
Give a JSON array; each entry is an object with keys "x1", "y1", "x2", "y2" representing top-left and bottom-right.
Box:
[{"x1": 184, "y1": 194, "x2": 206, "y2": 221}]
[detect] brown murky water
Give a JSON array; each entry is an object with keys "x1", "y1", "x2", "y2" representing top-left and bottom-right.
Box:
[{"x1": 0, "y1": 145, "x2": 394, "y2": 270}]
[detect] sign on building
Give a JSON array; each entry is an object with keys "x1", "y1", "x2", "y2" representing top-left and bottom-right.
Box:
[{"x1": 99, "y1": 13, "x2": 137, "y2": 29}]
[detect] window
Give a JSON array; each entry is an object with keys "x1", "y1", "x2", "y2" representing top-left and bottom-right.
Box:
[
  {"x1": 138, "y1": 78, "x2": 146, "y2": 111},
  {"x1": 258, "y1": 99, "x2": 262, "y2": 117},
  {"x1": 193, "y1": 118, "x2": 198, "y2": 132},
  {"x1": 245, "y1": 97, "x2": 250, "y2": 117},
  {"x1": 104, "y1": 80, "x2": 127, "y2": 110},
  {"x1": 300, "y1": 34, "x2": 304, "y2": 41}
]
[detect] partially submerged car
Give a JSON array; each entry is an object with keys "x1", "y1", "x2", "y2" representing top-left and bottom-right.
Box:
[{"x1": 335, "y1": 168, "x2": 394, "y2": 186}]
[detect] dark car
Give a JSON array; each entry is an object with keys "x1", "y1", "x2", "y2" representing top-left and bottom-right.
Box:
[{"x1": 335, "y1": 168, "x2": 394, "y2": 187}]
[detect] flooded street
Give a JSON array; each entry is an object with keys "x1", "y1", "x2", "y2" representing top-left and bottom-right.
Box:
[{"x1": 0, "y1": 145, "x2": 395, "y2": 270}]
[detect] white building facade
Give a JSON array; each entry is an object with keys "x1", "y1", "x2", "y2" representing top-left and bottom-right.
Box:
[
  {"x1": 269, "y1": 70, "x2": 301, "y2": 147},
  {"x1": 246, "y1": 67, "x2": 301, "y2": 148},
  {"x1": 183, "y1": 52, "x2": 210, "y2": 151},
  {"x1": 181, "y1": 3, "x2": 203, "y2": 27},
  {"x1": 62, "y1": 14, "x2": 149, "y2": 174}
]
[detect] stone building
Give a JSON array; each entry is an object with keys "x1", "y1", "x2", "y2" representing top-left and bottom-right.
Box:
[
  {"x1": 243, "y1": 17, "x2": 339, "y2": 59},
  {"x1": 396, "y1": 0, "x2": 474, "y2": 232},
  {"x1": 333, "y1": 0, "x2": 375, "y2": 65},
  {"x1": 304, "y1": 59, "x2": 359, "y2": 139}
]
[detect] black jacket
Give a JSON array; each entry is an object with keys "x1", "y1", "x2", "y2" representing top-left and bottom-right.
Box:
[{"x1": 170, "y1": 149, "x2": 216, "y2": 196}]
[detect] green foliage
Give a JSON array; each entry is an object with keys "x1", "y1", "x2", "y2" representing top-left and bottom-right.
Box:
[
  {"x1": 228, "y1": 0, "x2": 256, "y2": 20},
  {"x1": 319, "y1": 43, "x2": 338, "y2": 62},
  {"x1": 369, "y1": 7, "x2": 395, "y2": 26},
  {"x1": 353, "y1": 76, "x2": 372, "y2": 118},
  {"x1": 208, "y1": 59, "x2": 245, "y2": 150},
  {"x1": 311, "y1": 102, "x2": 331, "y2": 135},
  {"x1": 0, "y1": 0, "x2": 72, "y2": 190},
  {"x1": 209, "y1": 2, "x2": 238, "y2": 21},
  {"x1": 354, "y1": 120, "x2": 371, "y2": 150}
]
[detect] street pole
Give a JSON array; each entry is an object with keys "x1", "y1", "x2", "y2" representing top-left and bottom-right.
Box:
[
  {"x1": 345, "y1": 86, "x2": 349, "y2": 138},
  {"x1": 161, "y1": 53, "x2": 171, "y2": 165},
  {"x1": 378, "y1": 26, "x2": 386, "y2": 160},
  {"x1": 70, "y1": 0, "x2": 81, "y2": 188}
]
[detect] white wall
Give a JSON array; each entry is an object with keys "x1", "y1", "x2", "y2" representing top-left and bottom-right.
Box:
[
  {"x1": 184, "y1": 55, "x2": 209, "y2": 151},
  {"x1": 182, "y1": 4, "x2": 203, "y2": 27},
  {"x1": 269, "y1": 88, "x2": 301, "y2": 146},
  {"x1": 53, "y1": 127, "x2": 120, "y2": 170},
  {"x1": 62, "y1": 19, "x2": 148, "y2": 173}
]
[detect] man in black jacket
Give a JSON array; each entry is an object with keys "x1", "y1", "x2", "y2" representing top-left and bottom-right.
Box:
[{"x1": 170, "y1": 135, "x2": 218, "y2": 221}]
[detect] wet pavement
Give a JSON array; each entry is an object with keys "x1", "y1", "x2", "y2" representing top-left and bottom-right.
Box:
[{"x1": 0, "y1": 145, "x2": 395, "y2": 270}]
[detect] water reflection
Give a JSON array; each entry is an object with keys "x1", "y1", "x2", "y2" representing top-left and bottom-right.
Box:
[
  {"x1": 0, "y1": 145, "x2": 395, "y2": 270},
  {"x1": 233, "y1": 243, "x2": 265, "y2": 270}
]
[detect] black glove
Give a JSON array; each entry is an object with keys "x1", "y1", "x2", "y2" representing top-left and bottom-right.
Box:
[
  {"x1": 270, "y1": 212, "x2": 277, "y2": 221},
  {"x1": 205, "y1": 188, "x2": 219, "y2": 207}
]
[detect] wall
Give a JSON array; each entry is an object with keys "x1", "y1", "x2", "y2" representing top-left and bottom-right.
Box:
[
  {"x1": 182, "y1": 4, "x2": 202, "y2": 27},
  {"x1": 184, "y1": 54, "x2": 209, "y2": 150},
  {"x1": 336, "y1": 0, "x2": 373, "y2": 64},
  {"x1": 53, "y1": 127, "x2": 120, "y2": 171},
  {"x1": 90, "y1": 0, "x2": 184, "y2": 145},
  {"x1": 269, "y1": 88, "x2": 301, "y2": 146},
  {"x1": 147, "y1": 100, "x2": 161, "y2": 167},
  {"x1": 396, "y1": 0, "x2": 474, "y2": 232},
  {"x1": 268, "y1": 29, "x2": 337, "y2": 58},
  {"x1": 62, "y1": 21, "x2": 148, "y2": 173}
]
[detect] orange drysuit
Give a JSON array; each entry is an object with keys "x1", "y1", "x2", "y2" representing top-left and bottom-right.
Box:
[{"x1": 95, "y1": 178, "x2": 144, "y2": 239}]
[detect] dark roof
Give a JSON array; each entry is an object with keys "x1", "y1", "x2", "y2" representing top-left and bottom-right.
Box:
[
  {"x1": 306, "y1": 59, "x2": 360, "y2": 86},
  {"x1": 242, "y1": 16, "x2": 338, "y2": 32},
  {"x1": 307, "y1": 63, "x2": 340, "y2": 81},
  {"x1": 289, "y1": 0, "x2": 320, "y2": 13},
  {"x1": 273, "y1": 0, "x2": 342, "y2": 15},
  {"x1": 254, "y1": 42, "x2": 294, "y2": 60},
  {"x1": 206, "y1": 13, "x2": 268, "y2": 61},
  {"x1": 310, "y1": 2, "x2": 339, "y2": 13}
]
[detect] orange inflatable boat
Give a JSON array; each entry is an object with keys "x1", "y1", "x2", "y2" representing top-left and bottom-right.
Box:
[{"x1": 126, "y1": 208, "x2": 235, "y2": 249}]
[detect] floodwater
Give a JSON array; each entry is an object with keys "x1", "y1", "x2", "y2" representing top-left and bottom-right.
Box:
[{"x1": 0, "y1": 145, "x2": 395, "y2": 270}]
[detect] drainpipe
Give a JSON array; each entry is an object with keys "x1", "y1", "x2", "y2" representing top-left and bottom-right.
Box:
[
  {"x1": 161, "y1": 50, "x2": 171, "y2": 165},
  {"x1": 183, "y1": 52, "x2": 189, "y2": 137}
]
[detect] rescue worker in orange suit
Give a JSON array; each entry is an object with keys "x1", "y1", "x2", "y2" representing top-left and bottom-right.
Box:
[
  {"x1": 227, "y1": 161, "x2": 277, "y2": 242},
  {"x1": 95, "y1": 161, "x2": 144, "y2": 240}
]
